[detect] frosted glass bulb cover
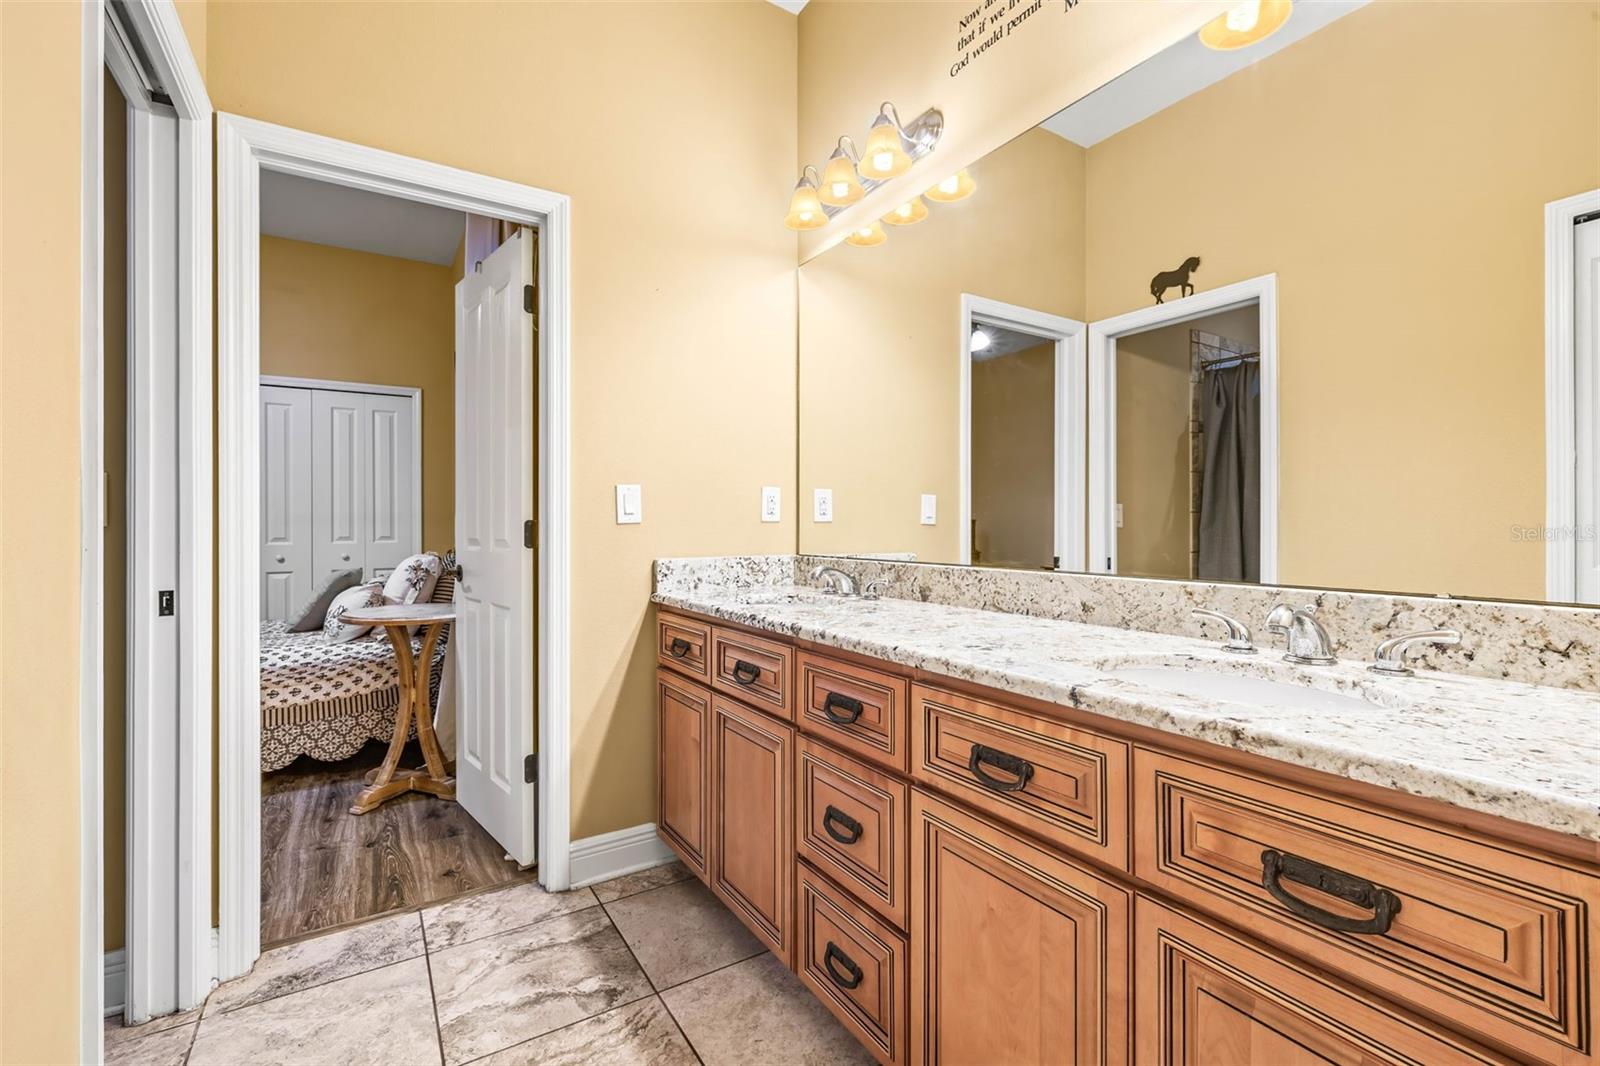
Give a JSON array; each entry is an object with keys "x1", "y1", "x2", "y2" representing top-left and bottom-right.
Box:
[
  {"x1": 846, "y1": 221, "x2": 887, "y2": 247},
  {"x1": 819, "y1": 150, "x2": 865, "y2": 206},
  {"x1": 862, "y1": 113, "x2": 913, "y2": 178},
  {"x1": 882, "y1": 196, "x2": 929, "y2": 226},
  {"x1": 970, "y1": 329, "x2": 992, "y2": 352},
  {"x1": 1200, "y1": 0, "x2": 1290, "y2": 50},
  {"x1": 924, "y1": 169, "x2": 975, "y2": 203}
]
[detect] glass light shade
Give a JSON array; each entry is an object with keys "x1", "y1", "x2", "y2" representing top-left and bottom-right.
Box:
[
  {"x1": 845, "y1": 221, "x2": 887, "y2": 248},
  {"x1": 861, "y1": 114, "x2": 913, "y2": 179},
  {"x1": 924, "y1": 169, "x2": 976, "y2": 203},
  {"x1": 883, "y1": 196, "x2": 929, "y2": 226},
  {"x1": 819, "y1": 149, "x2": 866, "y2": 206},
  {"x1": 783, "y1": 178, "x2": 827, "y2": 231},
  {"x1": 970, "y1": 328, "x2": 992, "y2": 352},
  {"x1": 1199, "y1": 0, "x2": 1291, "y2": 50}
]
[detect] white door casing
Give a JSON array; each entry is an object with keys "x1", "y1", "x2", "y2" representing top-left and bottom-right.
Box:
[
  {"x1": 454, "y1": 228, "x2": 538, "y2": 866},
  {"x1": 1543, "y1": 190, "x2": 1600, "y2": 603},
  {"x1": 1575, "y1": 215, "x2": 1600, "y2": 604},
  {"x1": 259, "y1": 385, "x2": 311, "y2": 619}
]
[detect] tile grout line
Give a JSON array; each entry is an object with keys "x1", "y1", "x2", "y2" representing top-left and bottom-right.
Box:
[
  {"x1": 418, "y1": 911, "x2": 447, "y2": 1066},
  {"x1": 596, "y1": 901, "x2": 706, "y2": 1066}
]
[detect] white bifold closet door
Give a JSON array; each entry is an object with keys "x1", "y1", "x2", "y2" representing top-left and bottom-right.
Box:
[{"x1": 260, "y1": 383, "x2": 419, "y2": 619}]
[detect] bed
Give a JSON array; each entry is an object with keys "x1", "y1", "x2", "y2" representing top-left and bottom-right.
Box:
[{"x1": 260, "y1": 567, "x2": 453, "y2": 773}]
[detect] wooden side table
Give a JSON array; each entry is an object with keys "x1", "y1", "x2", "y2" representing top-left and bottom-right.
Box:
[{"x1": 342, "y1": 603, "x2": 456, "y2": 815}]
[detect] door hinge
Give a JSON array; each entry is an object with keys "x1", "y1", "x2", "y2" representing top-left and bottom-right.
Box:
[
  {"x1": 524, "y1": 753, "x2": 537, "y2": 784},
  {"x1": 524, "y1": 519, "x2": 535, "y2": 549},
  {"x1": 523, "y1": 284, "x2": 534, "y2": 315},
  {"x1": 1052, "y1": 556, "x2": 1060, "y2": 570}
]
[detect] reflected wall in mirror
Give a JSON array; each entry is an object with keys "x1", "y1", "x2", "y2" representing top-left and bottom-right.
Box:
[{"x1": 797, "y1": 0, "x2": 1600, "y2": 605}]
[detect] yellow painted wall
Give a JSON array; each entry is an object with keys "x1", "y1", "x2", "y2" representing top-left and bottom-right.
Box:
[
  {"x1": 259, "y1": 236, "x2": 457, "y2": 554},
  {"x1": 798, "y1": 127, "x2": 1083, "y2": 559},
  {"x1": 971, "y1": 341, "x2": 1055, "y2": 569},
  {"x1": 0, "y1": 2, "x2": 85, "y2": 1060},
  {"x1": 205, "y1": 0, "x2": 800, "y2": 840},
  {"x1": 1085, "y1": 0, "x2": 1600, "y2": 600}
]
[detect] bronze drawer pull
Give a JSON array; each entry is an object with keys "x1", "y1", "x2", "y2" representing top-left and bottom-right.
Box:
[
  {"x1": 1261, "y1": 849, "x2": 1402, "y2": 935},
  {"x1": 821, "y1": 691, "x2": 864, "y2": 725},
  {"x1": 822, "y1": 804, "x2": 864, "y2": 845},
  {"x1": 668, "y1": 637, "x2": 692, "y2": 658},
  {"x1": 968, "y1": 743, "x2": 1034, "y2": 793},
  {"x1": 823, "y1": 941, "x2": 864, "y2": 990},
  {"x1": 731, "y1": 659, "x2": 762, "y2": 685}
]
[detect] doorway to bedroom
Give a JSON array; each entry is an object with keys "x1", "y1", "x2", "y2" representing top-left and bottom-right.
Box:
[{"x1": 252, "y1": 168, "x2": 538, "y2": 945}]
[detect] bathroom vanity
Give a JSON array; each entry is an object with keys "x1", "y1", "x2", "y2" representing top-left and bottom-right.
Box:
[{"x1": 652, "y1": 560, "x2": 1600, "y2": 1066}]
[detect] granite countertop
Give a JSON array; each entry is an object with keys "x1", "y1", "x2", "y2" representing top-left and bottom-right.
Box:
[{"x1": 652, "y1": 584, "x2": 1600, "y2": 843}]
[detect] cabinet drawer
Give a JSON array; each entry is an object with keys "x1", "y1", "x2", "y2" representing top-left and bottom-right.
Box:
[
  {"x1": 1136, "y1": 897, "x2": 1512, "y2": 1065},
  {"x1": 656, "y1": 611, "x2": 711, "y2": 683},
  {"x1": 797, "y1": 652, "x2": 910, "y2": 774},
  {"x1": 797, "y1": 736, "x2": 909, "y2": 930},
  {"x1": 911, "y1": 684, "x2": 1130, "y2": 872},
  {"x1": 711, "y1": 626, "x2": 794, "y2": 720},
  {"x1": 797, "y1": 862, "x2": 908, "y2": 1066},
  {"x1": 910, "y1": 788, "x2": 1132, "y2": 1066},
  {"x1": 1135, "y1": 748, "x2": 1597, "y2": 1064},
  {"x1": 656, "y1": 670, "x2": 711, "y2": 879}
]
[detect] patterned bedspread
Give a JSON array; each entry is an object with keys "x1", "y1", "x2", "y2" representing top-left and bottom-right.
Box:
[{"x1": 260, "y1": 621, "x2": 445, "y2": 772}]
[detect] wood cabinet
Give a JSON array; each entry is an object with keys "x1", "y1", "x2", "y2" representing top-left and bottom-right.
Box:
[
  {"x1": 655, "y1": 608, "x2": 1596, "y2": 1066},
  {"x1": 709, "y1": 692, "x2": 795, "y2": 965}
]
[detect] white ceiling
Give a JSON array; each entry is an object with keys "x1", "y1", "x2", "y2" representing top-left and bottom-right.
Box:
[
  {"x1": 259, "y1": 170, "x2": 465, "y2": 266},
  {"x1": 767, "y1": 0, "x2": 808, "y2": 12},
  {"x1": 1042, "y1": 1, "x2": 1369, "y2": 148},
  {"x1": 971, "y1": 324, "x2": 1050, "y2": 363}
]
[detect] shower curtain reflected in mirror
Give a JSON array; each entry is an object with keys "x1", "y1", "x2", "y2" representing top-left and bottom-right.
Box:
[{"x1": 1198, "y1": 357, "x2": 1261, "y2": 583}]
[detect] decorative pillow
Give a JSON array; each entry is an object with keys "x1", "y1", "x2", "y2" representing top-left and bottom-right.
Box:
[
  {"x1": 383, "y1": 552, "x2": 443, "y2": 608},
  {"x1": 286, "y1": 567, "x2": 363, "y2": 633},
  {"x1": 323, "y1": 581, "x2": 386, "y2": 644}
]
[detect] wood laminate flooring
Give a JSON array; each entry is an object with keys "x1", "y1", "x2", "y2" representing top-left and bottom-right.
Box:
[{"x1": 260, "y1": 741, "x2": 535, "y2": 946}]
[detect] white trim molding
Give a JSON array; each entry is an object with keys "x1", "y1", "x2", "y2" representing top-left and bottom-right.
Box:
[
  {"x1": 958, "y1": 295, "x2": 1087, "y2": 570},
  {"x1": 1545, "y1": 188, "x2": 1600, "y2": 603},
  {"x1": 217, "y1": 113, "x2": 573, "y2": 983},
  {"x1": 1086, "y1": 274, "x2": 1279, "y2": 583},
  {"x1": 568, "y1": 825, "x2": 678, "y2": 889},
  {"x1": 104, "y1": 930, "x2": 219, "y2": 1020}
]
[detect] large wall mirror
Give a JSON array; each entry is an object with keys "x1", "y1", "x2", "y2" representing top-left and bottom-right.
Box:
[{"x1": 797, "y1": 0, "x2": 1600, "y2": 605}]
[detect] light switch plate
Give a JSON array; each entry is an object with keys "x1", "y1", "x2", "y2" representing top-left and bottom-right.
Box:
[
  {"x1": 920, "y1": 493, "x2": 937, "y2": 525},
  {"x1": 1115, "y1": 503, "x2": 1124, "y2": 528},
  {"x1": 615, "y1": 484, "x2": 642, "y2": 524},
  {"x1": 761, "y1": 486, "x2": 781, "y2": 523},
  {"x1": 813, "y1": 488, "x2": 834, "y2": 523}
]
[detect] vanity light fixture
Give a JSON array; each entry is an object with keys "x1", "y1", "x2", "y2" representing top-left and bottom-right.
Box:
[
  {"x1": 1199, "y1": 0, "x2": 1292, "y2": 50},
  {"x1": 861, "y1": 103, "x2": 916, "y2": 179},
  {"x1": 924, "y1": 169, "x2": 976, "y2": 204},
  {"x1": 784, "y1": 167, "x2": 827, "y2": 231},
  {"x1": 883, "y1": 195, "x2": 929, "y2": 226},
  {"x1": 818, "y1": 139, "x2": 867, "y2": 207},
  {"x1": 846, "y1": 221, "x2": 888, "y2": 248}
]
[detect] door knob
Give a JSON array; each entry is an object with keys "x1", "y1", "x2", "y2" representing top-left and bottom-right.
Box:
[
  {"x1": 274, "y1": 554, "x2": 285, "y2": 563},
  {"x1": 341, "y1": 553, "x2": 351, "y2": 561}
]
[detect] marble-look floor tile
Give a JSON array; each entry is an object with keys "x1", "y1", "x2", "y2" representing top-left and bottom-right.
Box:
[
  {"x1": 591, "y1": 861, "x2": 691, "y2": 904},
  {"x1": 430, "y1": 906, "x2": 652, "y2": 1065},
  {"x1": 105, "y1": 1021, "x2": 197, "y2": 1066},
  {"x1": 470, "y1": 997, "x2": 696, "y2": 1066},
  {"x1": 188, "y1": 957, "x2": 439, "y2": 1066},
  {"x1": 205, "y1": 910, "x2": 424, "y2": 1015},
  {"x1": 422, "y1": 880, "x2": 598, "y2": 950},
  {"x1": 662, "y1": 953, "x2": 872, "y2": 1066},
  {"x1": 104, "y1": 1005, "x2": 202, "y2": 1047},
  {"x1": 603, "y1": 876, "x2": 763, "y2": 989}
]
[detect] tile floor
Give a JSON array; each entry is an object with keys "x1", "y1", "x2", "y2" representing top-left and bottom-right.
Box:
[{"x1": 105, "y1": 862, "x2": 873, "y2": 1066}]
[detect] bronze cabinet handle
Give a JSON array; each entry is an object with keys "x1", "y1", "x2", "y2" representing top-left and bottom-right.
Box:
[
  {"x1": 1260, "y1": 849, "x2": 1401, "y2": 935},
  {"x1": 821, "y1": 691, "x2": 863, "y2": 725},
  {"x1": 821, "y1": 804, "x2": 863, "y2": 846},
  {"x1": 967, "y1": 743, "x2": 1034, "y2": 793},
  {"x1": 668, "y1": 637, "x2": 691, "y2": 658},
  {"x1": 823, "y1": 942, "x2": 864, "y2": 990},
  {"x1": 731, "y1": 659, "x2": 762, "y2": 686}
]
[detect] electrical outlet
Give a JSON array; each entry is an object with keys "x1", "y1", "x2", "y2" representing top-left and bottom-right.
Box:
[
  {"x1": 761, "y1": 486, "x2": 781, "y2": 522},
  {"x1": 813, "y1": 488, "x2": 834, "y2": 523},
  {"x1": 920, "y1": 494, "x2": 937, "y2": 525},
  {"x1": 615, "y1": 484, "x2": 642, "y2": 524}
]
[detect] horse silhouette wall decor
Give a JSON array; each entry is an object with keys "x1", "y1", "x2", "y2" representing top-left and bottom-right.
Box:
[{"x1": 1150, "y1": 256, "x2": 1201, "y2": 304}]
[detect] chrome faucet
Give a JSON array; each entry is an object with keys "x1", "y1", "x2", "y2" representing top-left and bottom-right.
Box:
[
  {"x1": 1191, "y1": 609, "x2": 1255, "y2": 654},
  {"x1": 861, "y1": 578, "x2": 888, "y2": 601},
  {"x1": 1370, "y1": 629, "x2": 1461, "y2": 676},
  {"x1": 1265, "y1": 604, "x2": 1337, "y2": 665},
  {"x1": 811, "y1": 564, "x2": 859, "y2": 596}
]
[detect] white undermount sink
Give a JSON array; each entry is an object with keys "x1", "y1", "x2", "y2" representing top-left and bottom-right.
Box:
[{"x1": 1105, "y1": 665, "x2": 1378, "y2": 713}]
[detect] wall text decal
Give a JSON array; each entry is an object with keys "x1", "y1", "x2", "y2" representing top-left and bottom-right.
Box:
[{"x1": 951, "y1": 0, "x2": 1080, "y2": 78}]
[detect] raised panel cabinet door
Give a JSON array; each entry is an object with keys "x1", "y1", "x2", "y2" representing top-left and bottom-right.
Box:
[
  {"x1": 260, "y1": 385, "x2": 312, "y2": 619},
  {"x1": 710, "y1": 693, "x2": 795, "y2": 966},
  {"x1": 909, "y1": 788, "x2": 1131, "y2": 1066},
  {"x1": 657, "y1": 670, "x2": 711, "y2": 879},
  {"x1": 1134, "y1": 897, "x2": 1512, "y2": 1066}
]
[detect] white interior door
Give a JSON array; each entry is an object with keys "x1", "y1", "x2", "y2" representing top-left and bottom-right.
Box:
[
  {"x1": 455, "y1": 228, "x2": 537, "y2": 865},
  {"x1": 363, "y1": 392, "x2": 417, "y2": 580},
  {"x1": 259, "y1": 385, "x2": 312, "y2": 619},
  {"x1": 312, "y1": 388, "x2": 366, "y2": 581},
  {"x1": 1576, "y1": 216, "x2": 1600, "y2": 603}
]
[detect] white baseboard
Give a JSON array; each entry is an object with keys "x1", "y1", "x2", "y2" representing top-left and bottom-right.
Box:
[
  {"x1": 105, "y1": 929, "x2": 220, "y2": 1020},
  {"x1": 568, "y1": 823, "x2": 676, "y2": 889}
]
